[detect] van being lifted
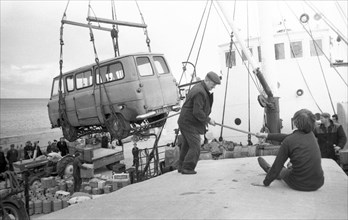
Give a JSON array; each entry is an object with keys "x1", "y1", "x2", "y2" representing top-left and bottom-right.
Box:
[{"x1": 48, "y1": 53, "x2": 180, "y2": 141}]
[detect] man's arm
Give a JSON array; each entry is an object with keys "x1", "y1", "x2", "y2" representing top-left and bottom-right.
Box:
[{"x1": 192, "y1": 93, "x2": 209, "y2": 123}]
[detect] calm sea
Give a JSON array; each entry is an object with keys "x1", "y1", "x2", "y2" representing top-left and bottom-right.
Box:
[{"x1": 0, "y1": 98, "x2": 52, "y2": 138}]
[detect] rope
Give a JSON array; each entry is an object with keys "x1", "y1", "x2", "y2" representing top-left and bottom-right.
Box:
[
  {"x1": 278, "y1": 4, "x2": 324, "y2": 113},
  {"x1": 179, "y1": 0, "x2": 209, "y2": 85},
  {"x1": 192, "y1": 0, "x2": 213, "y2": 82},
  {"x1": 308, "y1": 25, "x2": 336, "y2": 114},
  {"x1": 135, "y1": 0, "x2": 151, "y2": 52},
  {"x1": 335, "y1": 1, "x2": 347, "y2": 26},
  {"x1": 285, "y1": 2, "x2": 348, "y2": 87},
  {"x1": 304, "y1": 0, "x2": 348, "y2": 45}
]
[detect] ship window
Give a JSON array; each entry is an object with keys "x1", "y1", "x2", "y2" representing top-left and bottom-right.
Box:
[
  {"x1": 242, "y1": 48, "x2": 253, "y2": 62},
  {"x1": 154, "y1": 56, "x2": 169, "y2": 74},
  {"x1": 275, "y1": 43, "x2": 285, "y2": 60},
  {"x1": 76, "y1": 70, "x2": 93, "y2": 89},
  {"x1": 66, "y1": 75, "x2": 74, "y2": 92},
  {"x1": 310, "y1": 39, "x2": 323, "y2": 56},
  {"x1": 258, "y1": 46, "x2": 262, "y2": 62},
  {"x1": 96, "y1": 62, "x2": 124, "y2": 84},
  {"x1": 290, "y1": 41, "x2": 303, "y2": 58},
  {"x1": 225, "y1": 51, "x2": 236, "y2": 68},
  {"x1": 136, "y1": 57, "x2": 154, "y2": 76},
  {"x1": 51, "y1": 78, "x2": 64, "y2": 97}
]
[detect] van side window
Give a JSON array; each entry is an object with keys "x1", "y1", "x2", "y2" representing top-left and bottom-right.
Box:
[
  {"x1": 154, "y1": 56, "x2": 169, "y2": 74},
  {"x1": 66, "y1": 75, "x2": 74, "y2": 92},
  {"x1": 52, "y1": 78, "x2": 64, "y2": 97},
  {"x1": 136, "y1": 57, "x2": 154, "y2": 76},
  {"x1": 76, "y1": 70, "x2": 93, "y2": 89},
  {"x1": 96, "y1": 62, "x2": 124, "y2": 84}
]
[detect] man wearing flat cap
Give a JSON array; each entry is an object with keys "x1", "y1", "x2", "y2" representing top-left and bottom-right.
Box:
[
  {"x1": 177, "y1": 71, "x2": 221, "y2": 174},
  {"x1": 314, "y1": 112, "x2": 347, "y2": 161}
]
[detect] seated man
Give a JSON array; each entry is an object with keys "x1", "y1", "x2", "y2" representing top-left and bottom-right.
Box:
[{"x1": 255, "y1": 109, "x2": 324, "y2": 191}]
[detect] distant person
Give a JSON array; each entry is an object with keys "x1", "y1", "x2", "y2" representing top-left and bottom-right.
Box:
[
  {"x1": 6, "y1": 144, "x2": 18, "y2": 171},
  {"x1": 313, "y1": 112, "x2": 347, "y2": 161},
  {"x1": 46, "y1": 141, "x2": 59, "y2": 155},
  {"x1": 177, "y1": 71, "x2": 221, "y2": 175},
  {"x1": 332, "y1": 114, "x2": 338, "y2": 124},
  {"x1": 33, "y1": 141, "x2": 43, "y2": 158},
  {"x1": 101, "y1": 133, "x2": 109, "y2": 149},
  {"x1": 254, "y1": 109, "x2": 324, "y2": 191},
  {"x1": 57, "y1": 137, "x2": 69, "y2": 156},
  {"x1": 24, "y1": 141, "x2": 34, "y2": 159},
  {"x1": 0, "y1": 146, "x2": 8, "y2": 173},
  {"x1": 132, "y1": 144, "x2": 139, "y2": 168},
  {"x1": 73, "y1": 151, "x2": 85, "y2": 192}
]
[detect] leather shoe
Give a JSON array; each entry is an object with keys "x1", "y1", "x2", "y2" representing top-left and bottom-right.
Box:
[
  {"x1": 177, "y1": 169, "x2": 182, "y2": 173},
  {"x1": 181, "y1": 169, "x2": 197, "y2": 175},
  {"x1": 258, "y1": 157, "x2": 271, "y2": 174}
]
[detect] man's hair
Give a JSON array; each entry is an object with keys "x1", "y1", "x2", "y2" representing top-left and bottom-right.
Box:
[
  {"x1": 293, "y1": 109, "x2": 316, "y2": 133},
  {"x1": 332, "y1": 114, "x2": 338, "y2": 120}
]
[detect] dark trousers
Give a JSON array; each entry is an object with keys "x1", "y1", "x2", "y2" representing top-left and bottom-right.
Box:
[
  {"x1": 178, "y1": 130, "x2": 201, "y2": 171},
  {"x1": 74, "y1": 176, "x2": 82, "y2": 192}
]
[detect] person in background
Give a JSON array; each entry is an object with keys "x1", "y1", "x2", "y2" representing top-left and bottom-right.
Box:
[
  {"x1": 33, "y1": 141, "x2": 43, "y2": 158},
  {"x1": 332, "y1": 114, "x2": 338, "y2": 124},
  {"x1": 0, "y1": 146, "x2": 8, "y2": 173},
  {"x1": 313, "y1": 112, "x2": 347, "y2": 162},
  {"x1": 101, "y1": 132, "x2": 109, "y2": 149},
  {"x1": 177, "y1": 71, "x2": 221, "y2": 175},
  {"x1": 73, "y1": 151, "x2": 85, "y2": 192},
  {"x1": 24, "y1": 141, "x2": 34, "y2": 159},
  {"x1": 254, "y1": 109, "x2": 324, "y2": 191},
  {"x1": 57, "y1": 137, "x2": 69, "y2": 156},
  {"x1": 6, "y1": 144, "x2": 18, "y2": 171}
]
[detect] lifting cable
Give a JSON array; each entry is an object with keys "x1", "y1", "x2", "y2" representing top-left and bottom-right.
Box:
[
  {"x1": 111, "y1": 0, "x2": 120, "y2": 57},
  {"x1": 246, "y1": 0, "x2": 252, "y2": 145},
  {"x1": 87, "y1": 3, "x2": 119, "y2": 124},
  {"x1": 179, "y1": 0, "x2": 210, "y2": 85},
  {"x1": 58, "y1": 0, "x2": 71, "y2": 127},
  {"x1": 335, "y1": 1, "x2": 347, "y2": 27},
  {"x1": 285, "y1": 2, "x2": 348, "y2": 87},
  {"x1": 278, "y1": 3, "x2": 324, "y2": 113},
  {"x1": 135, "y1": 1, "x2": 151, "y2": 52}
]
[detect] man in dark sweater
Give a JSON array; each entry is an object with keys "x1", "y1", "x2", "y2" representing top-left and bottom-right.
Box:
[
  {"x1": 313, "y1": 112, "x2": 347, "y2": 161},
  {"x1": 255, "y1": 109, "x2": 324, "y2": 191},
  {"x1": 177, "y1": 71, "x2": 221, "y2": 174}
]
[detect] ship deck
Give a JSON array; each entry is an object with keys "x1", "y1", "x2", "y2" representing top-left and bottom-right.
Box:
[{"x1": 39, "y1": 156, "x2": 348, "y2": 220}]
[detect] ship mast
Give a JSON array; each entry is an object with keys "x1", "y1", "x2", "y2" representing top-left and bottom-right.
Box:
[{"x1": 215, "y1": 1, "x2": 281, "y2": 135}]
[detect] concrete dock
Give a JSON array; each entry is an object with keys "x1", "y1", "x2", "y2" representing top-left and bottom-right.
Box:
[{"x1": 39, "y1": 156, "x2": 348, "y2": 219}]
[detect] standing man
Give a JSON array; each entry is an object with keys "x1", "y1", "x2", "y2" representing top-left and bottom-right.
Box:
[
  {"x1": 314, "y1": 112, "x2": 347, "y2": 161},
  {"x1": 73, "y1": 151, "x2": 85, "y2": 192},
  {"x1": 57, "y1": 137, "x2": 69, "y2": 156},
  {"x1": 6, "y1": 144, "x2": 18, "y2": 171},
  {"x1": 177, "y1": 71, "x2": 221, "y2": 174}
]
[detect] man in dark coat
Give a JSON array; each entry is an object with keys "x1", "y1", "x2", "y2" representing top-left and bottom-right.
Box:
[
  {"x1": 57, "y1": 137, "x2": 69, "y2": 156},
  {"x1": 6, "y1": 144, "x2": 18, "y2": 171},
  {"x1": 177, "y1": 71, "x2": 221, "y2": 174},
  {"x1": 313, "y1": 112, "x2": 347, "y2": 161},
  {"x1": 24, "y1": 141, "x2": 34, "y2": 159},
  {"x1": 73, "y1": 151, "x2": 85, "y2": 192}
]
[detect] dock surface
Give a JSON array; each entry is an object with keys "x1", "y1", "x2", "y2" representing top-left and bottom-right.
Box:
[{"x1": 39, "y1": 156, "x2": 348, "y2": 219}]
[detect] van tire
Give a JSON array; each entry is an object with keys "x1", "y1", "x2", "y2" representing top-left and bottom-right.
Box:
[
  {"x1": 105, "y1": 114, "x2": 131, "y2": 140},
  {"x1": 62, "y1": 120, "x2": 79, "y2": 142}
]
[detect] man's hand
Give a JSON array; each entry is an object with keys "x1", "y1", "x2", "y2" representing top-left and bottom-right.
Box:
[
  {"x1": 334, "y1": 144, "x2": 341, "y2": 153},
  {"x1": 209, "y1": 118, "x2": 216, "y2": 126}
]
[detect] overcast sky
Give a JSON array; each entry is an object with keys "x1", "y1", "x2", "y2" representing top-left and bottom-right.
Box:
[{"x1": 1, "y1": 1, "x2": 346, "y2": 99}]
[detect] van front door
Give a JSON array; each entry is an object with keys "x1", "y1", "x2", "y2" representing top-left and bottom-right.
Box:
[{"x1": 135, "y1": 56, "x2": 164, "y2": 112}]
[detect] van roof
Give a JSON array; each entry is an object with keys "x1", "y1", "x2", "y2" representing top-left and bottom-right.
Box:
[{"x1": 54, "y1": 52, "x2": 164, "y2": 78}]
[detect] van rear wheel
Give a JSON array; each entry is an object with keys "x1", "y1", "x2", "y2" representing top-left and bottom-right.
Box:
[
  {"x1": 62, "y1": 120, "x2": 79, "y2": 142},
  {"x1": 105, "y1": 114, "x2": 131, "y2": 140}
]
